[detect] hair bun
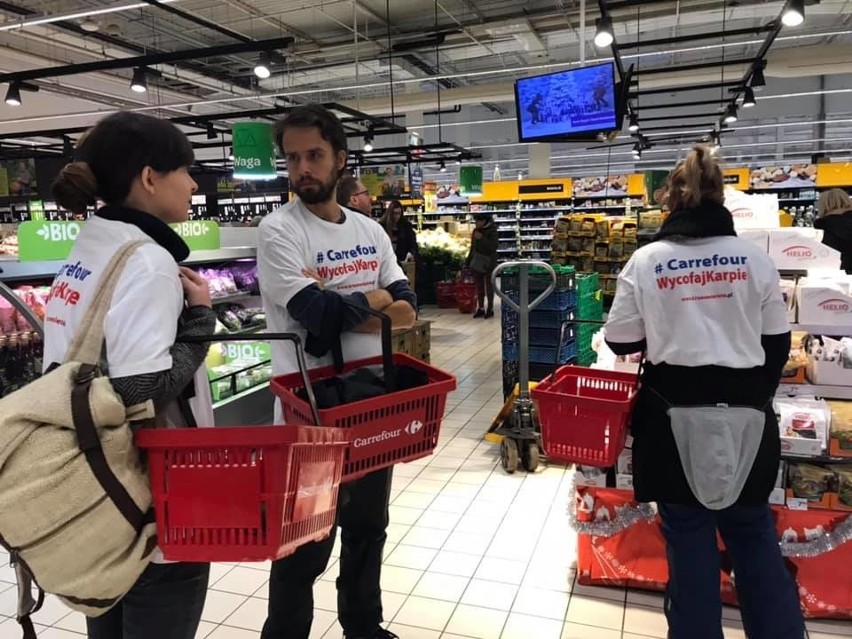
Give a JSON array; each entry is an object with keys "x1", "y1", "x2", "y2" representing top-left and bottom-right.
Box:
[{"x1": 52, "y1": 161, "x2": 98, "y2": 215}]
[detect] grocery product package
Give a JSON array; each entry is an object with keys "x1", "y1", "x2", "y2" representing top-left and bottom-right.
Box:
[
  {"x1": 807, "y1": 336, "x2": 852, "y2": 386},
  {"x1": 781, "y1": 331, "x2": 809, "y2": 384},
  {"x1": 775, "y1": 397, "x2": 830, "y2": 456},
  {"x1": 828, "y1": 400, "x2": 852, "y2": 457},
  {"x1": 796, "y1": 274, "x2": 852, "y2": 325},
  {"x1": 786, "y1": 462, "x2": 834, "y2": 508}
]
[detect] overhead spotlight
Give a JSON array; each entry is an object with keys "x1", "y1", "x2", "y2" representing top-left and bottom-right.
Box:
[
  {"x1": 439, "y1": 160, "x2": 447, "y2": 173},
  {"x1": 782, "y1": 0, "x2": 805, "y2": 27},
  {"x1": 206, "y1": 123, "x2": 217, "y2": 140},
  {"x1": 711, "y1": 133, "x2": 722, "y2": 151},
  {"x1": 455, "y1": 157, "x2": 462, "y2": 166},
  {"x1": 750, "y1": 61, "x2": 767, "y2": 90},
  {"x1": 724, "y1": 103, "x2": 738, "y2": 123},
  {"x1": 363, "y1": 135, "x2": 374, "y2": 153},
  {"x1": 632, "y1": 143, "x2": 642, "y2": 159},
  {"x1": 4, "y1": 83, "x2": 21, "y2": 107},
  {"x1": 254, "y1": 52, "x2": 272, "y2": 79},
  {"x1": 742, "y1": 87, "x2": 757, "y2": 108},
  {"x1": 130, "y1": 67, "x2": 148, "y2": 93},
  {"x1": 594, "y1": 16, "x2": 614, "y2": 48},
  {"x1": 228, "y1": 147, "x2": 234, "y2": 161},
  {"x1": 628, "y1": 114, "x2": 640, "y2": 133}
]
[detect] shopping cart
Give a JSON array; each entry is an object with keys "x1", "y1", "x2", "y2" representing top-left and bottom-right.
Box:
[
  {"x1": 272, "y1": 304, "x2": 457, "y2": 483},
  {"x1": 490, "y1": 260, "x2": 557, "y2": 473},
  {"x1": 135, "y1": 332, "x2": 349, "y2": 563}
]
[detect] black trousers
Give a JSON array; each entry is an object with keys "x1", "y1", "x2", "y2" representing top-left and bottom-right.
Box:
[
  {"x1": 474, "y1": 271, "x2": 494, "y2": 311},
  {"x1": 262, "y1": 466, "x2": 393, "y2": 639},
  {"x1": 86, "y1": 562, "x2": 209, "y2": 639}
]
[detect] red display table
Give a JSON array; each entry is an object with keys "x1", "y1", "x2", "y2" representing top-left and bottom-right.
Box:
[{"x1": 575, "y1": 486, "x2": 852, "y2": 619}]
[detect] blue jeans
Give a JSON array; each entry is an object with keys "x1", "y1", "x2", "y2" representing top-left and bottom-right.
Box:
[
  {"x1": 86, "y1": 562, "x2": 209, "y2": 639},
  {"x1": 658, "y1": 502, "x2": 804, "y2": 639}
]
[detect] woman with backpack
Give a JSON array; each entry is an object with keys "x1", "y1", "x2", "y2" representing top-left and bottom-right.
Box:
[{"x1": 47, "y1": 112, "x2": 216, "y2": 639}]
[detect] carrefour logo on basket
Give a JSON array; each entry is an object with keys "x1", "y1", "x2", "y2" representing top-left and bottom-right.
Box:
[
  {"x1": 818, "y1": 298, "x2": 851, "y2": 313},
  {"x1": 353, "y1": 420, "x2": 425, "y2": 448},
  {"x1": 782, "y1": 245, "x2": 814, "y2": 259}
]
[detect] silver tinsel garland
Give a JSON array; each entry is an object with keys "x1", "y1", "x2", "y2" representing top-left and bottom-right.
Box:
[{"x1": 568, "y1": 476, "x2": 852, "y2": 558}]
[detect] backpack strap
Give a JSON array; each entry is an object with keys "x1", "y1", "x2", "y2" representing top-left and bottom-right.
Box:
[{"x1": 64, "y1": 240, "x2": 148, "y2": 366}]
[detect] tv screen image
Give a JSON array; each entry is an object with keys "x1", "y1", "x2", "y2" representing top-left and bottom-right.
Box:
[{"x1": 515, "y1": 62, "x2": 618, "y2": 141}]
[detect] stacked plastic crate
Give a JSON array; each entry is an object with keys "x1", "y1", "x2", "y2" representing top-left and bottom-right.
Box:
[
  {"x1": 576, "y1": 273, "x2": 604, "y2": 366},
  {"x1": 500, "y1": 264, "x2": 578, "y2": 398}
]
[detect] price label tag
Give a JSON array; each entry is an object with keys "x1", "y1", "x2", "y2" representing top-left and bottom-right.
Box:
[{"x1": 786, "y1": 497, "x2": 808, "y2": 511}]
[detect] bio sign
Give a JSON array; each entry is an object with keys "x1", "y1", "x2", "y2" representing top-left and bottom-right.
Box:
[
  {"x1": 18, "y1": 219, "x2": 220, "y2": 262},
  {"x1": 223, "y1": 341, "x2": 270, "y2": 364},
  {"x1": 18, "y1": 220, "x2": 82, "y2": 261},
  {"x1": 169, "y1": 220, "x2": 221, "y2": 251}
]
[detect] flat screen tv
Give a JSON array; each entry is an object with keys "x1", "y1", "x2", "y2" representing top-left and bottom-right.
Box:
[{"x1": 515, "y1": 62, "x2": 618, "y2": 142}]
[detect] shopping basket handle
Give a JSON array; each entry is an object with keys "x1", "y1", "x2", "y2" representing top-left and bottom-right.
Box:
[
  {"x1": 491, "y1": 260, "x2": 556, "y2": 313},
  {"x1": 180, "y1": 332, "x2": 321, "y2": 427},
  {"x1": 340, "y1": 299, "x2": 396, "y2": 392}
]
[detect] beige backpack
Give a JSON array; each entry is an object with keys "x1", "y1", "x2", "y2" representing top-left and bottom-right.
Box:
[{"x1": 0, "y1": 241, "x2": 158, "y2": 637}]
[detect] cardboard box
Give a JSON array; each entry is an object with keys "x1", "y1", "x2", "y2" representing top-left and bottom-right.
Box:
[
  {"x1": 807, "y1": 358, "x2": 852, "y2": 387},
  {"x1": 615, "y1": 474, "x2": 634, "y2": 491},
  {"x1": 575, "y1": 466, "x2": 608, "y2": 488},
  {"x1": 769, "y1": 229, "x2": 841, "y2": 270},
  {"x1": 738, "y1": 229, "x2": 769, "y2": 252},
  {"x1": 616, "y1": 449, "x2": 633, "y2": 475},
  {"x1": 726, "y1": 188, "x2": 780, "y2": 230},
  {"x1": 830, "y1": 437, "x2": 852, "y2": 458},
  {"x1": 779, "y1": 436, "x2": 824, "y2": 457},
  {"x1": 796, "y1": 276, "x2": 852, "y2": 326}
]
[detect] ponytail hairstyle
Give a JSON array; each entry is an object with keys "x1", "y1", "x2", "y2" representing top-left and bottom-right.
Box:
[
  {"x1": 665, "y1": 146, "x2": 724, "y2": 212},
  {"x1": 52, "y1": 111, "x2": 194, "y2": 215}
]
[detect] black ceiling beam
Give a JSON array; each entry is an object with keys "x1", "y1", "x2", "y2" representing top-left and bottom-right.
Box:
[
  {"x1": 640, "y1": 122, "x2": 719, "y2": 133},
  {"x1": 635, "y1": 58, "x2": 755, "y2": 76},
  {"x1": 0, "y1": 37, "x2": 293, "y2": 84},
  {"x1": 0, "y1": 1, "x2": 257, "y2": 90},
  {"x1": 616, "y1": 25, "x2": 774, "y2": 50},
  {"x1": 630, "y1": 80, "x2": 741, "y2": 97},
  {"x1": 640, "y1": 112, "x2": 726, "y2": 123},
  {"x1": 637, "y1": 98, "x2": 731, "y2": 110}
]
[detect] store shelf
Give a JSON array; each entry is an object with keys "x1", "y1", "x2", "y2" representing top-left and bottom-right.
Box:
[
  {"x1": 777, "y1": 383, "x2": 852, "y2": 400},
  {"x1": 211, "y1": 291, "x2": 255, "y2": 305},
  {"x1": 212, "y1": 381, "x2": 274, "y2": 426},
  {"x1": 221, "y1": 322, "x2": 267, "y2": 336},
  {"x1": 781, "y1": 452, "x2": 852, "y2": 464},
  {"x1": 789, "y1": 324, "x2": 850, "y2": 335}
]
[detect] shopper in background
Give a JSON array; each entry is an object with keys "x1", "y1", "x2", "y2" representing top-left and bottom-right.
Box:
[
  {"x1": 379, "y1": 199, "x2": 418, "y2": 264},
  {"x1": 47, "y1": 112, "x2": 215, "y2": 639},
  {"x1": 258, "y1": 104, "x2": 416, "y2": 639},
  {"x1": 814, "y1": 187, "x2": 852, "y2": 273},
  {"x1": 466, "y1": 212, "x2": 499, "y2": 318},
  {"x1": 337, "y1": 173, "x2": 374, "y2": 216},
  {"x1": 604, "y1": 146, "x2": 805, "y2": 639}
]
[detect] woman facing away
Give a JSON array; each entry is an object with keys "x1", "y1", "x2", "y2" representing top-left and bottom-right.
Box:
[
  {"x1": 47, "y1": 111, "x2": 216, "y2": 639},
  {"x1": 814, "y1": 187, "x2": 852, "y2": 273},
  {"x1": 466, "y1": 212, "x2": 499, "y2": 318},
  {"x1": 603, "y1": 146, "x2": 805, "y2": 639},
  {"x1": 379, "y1": 199, "x2": 418, "y2": 264}
]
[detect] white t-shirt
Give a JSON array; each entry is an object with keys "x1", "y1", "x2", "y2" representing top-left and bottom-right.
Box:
[
  {"x1": 604, "y1": 235, "x2": 789, "y2": 368},
  {"x1": 258, "y1": 199, "x2": 406, "y2": 419},
  {"x1": 43, "y1": 216, "x2": 214, "y2": 428}
]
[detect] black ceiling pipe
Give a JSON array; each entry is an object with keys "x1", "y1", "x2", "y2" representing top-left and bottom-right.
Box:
[
  {"x1": 635, "y1": 58, "x2": 756, "y2": 76},
  {"x1": 630, "y1": 80, "x2": 741, "y2": 97},
  {"x1": 0, "y1": 37, "x2": 293, "y2": 84},
  {"x1": 138, "y1": 0, "x2": 254, "y2": 43},
  {"x1": 637, "y1": 98, "x2": 732, "y2": 110},
  {"x1": 615, "y1": 25, "x2": 775, "y2": 49},
  {"x1": 640, "y1": 112, "x2": 727, "y2": 122}
]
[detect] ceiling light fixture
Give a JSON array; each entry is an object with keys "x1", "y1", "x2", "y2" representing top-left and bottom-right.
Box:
[
  {"x1": 711, "y1": 133, "x2": 722, "y2": 151},
  {"x1": 228, "y1": 147, "x2": 234, "y2": 161},
  {"x1": 750, "y1": 61, "x2": 767, "y2": 90},
  {"x1": 4, "y1": 83, "x2": 22, "y2": 107},
  {"x1": 782, "y1": 0, "x2": 805, "y2": 27},
  {"x1": 628, "y1": 114, "x2": 640, "y2": 133},
  {"x1": 363, "y1": 135, "x2": 374, "y2": 153},
  {"x1": 724, "y1": 104, "x2": 739, "y2": 123},
  {"x1": 456, "y1": 157, "x2": 463, "y2": 166},
  {"x1": 594, "y1": 16, "x2": 614, "y2": 48},
  {"x1": 632, "y1": 143, "x2": 642, "y2": 159},
  {"x1": 130, "y1": 67, "x2": 148, "y2": 93},
  {"x1": 254, "y1": 52, "x2": 272, "y2": 79},
  {"x1": 439, "y1": 160, "x2": 447, "y2": 173},
  {"x1": 742, "y1": 87, "x2": 757, "y2": 108}
]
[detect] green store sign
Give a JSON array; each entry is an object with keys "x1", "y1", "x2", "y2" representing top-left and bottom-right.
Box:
[
  {"x1": 18, "y1": 219, "x2": 221, "y2": 261},
  {"x1": 222, "y1": 341, "x2": 270, "y2": 364}
]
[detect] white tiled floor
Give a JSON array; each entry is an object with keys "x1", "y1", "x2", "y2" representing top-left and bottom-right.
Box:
[{"x1": 3, "y1": 308, "x2": 852, "y2": 638}]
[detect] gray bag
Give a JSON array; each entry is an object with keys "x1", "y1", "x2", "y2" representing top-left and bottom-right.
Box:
[
  {"x1": 668, "y1": 404, "x2": 765, "y2": 510},
  {"x1": 468, "y1": 252, "x2": 491, "y2": 275}
]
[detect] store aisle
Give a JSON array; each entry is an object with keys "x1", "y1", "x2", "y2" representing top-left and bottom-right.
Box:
[{"x1": 1, "y1": 308, "x2": 851, "y2": 638}]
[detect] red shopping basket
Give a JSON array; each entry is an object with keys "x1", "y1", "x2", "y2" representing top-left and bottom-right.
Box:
[
  {"x1": 531, "y1": 366, "x2": 638, "y2": 467},
  {"x1": 456, "y1": 282, "x2": 477, "y2": 313},
  {"x1": 436, "y1": 281, "x2": 456, "y2": 308},
  {"x1": 272, "y1": 353, "x2": 456, "y2": 483},
  {"x1": 135, "y1": 425, "x2": 348, "y2": 562}
]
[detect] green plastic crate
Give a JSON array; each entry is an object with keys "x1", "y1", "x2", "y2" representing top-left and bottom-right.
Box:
[
  {"x1": 500, "y1": 264, "x2": 576, "y2": 293},
  {"x1": 575, "y1": 273, "x2": 600, "y2": 299}
]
